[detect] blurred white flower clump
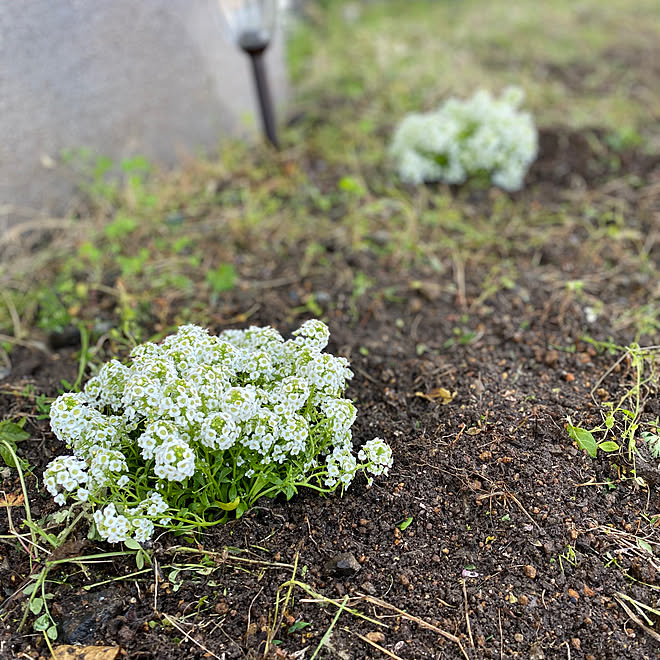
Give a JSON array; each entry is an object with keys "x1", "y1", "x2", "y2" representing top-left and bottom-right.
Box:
[{"x1": 390, "y1": 86, "x2": 538, "y2": 191}]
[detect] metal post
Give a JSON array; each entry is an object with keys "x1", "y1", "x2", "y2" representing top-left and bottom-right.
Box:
[{"x1": 243, "y1": 43, "x2": 279, "y2": 149}]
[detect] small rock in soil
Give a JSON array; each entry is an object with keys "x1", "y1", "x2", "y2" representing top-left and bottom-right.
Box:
[
  {"x1": 48, "y1": 326, "x2": 81, "y2": 349},
  {"x1": 214, "y1": 600, "x2": 230, "y2": 615},
  {"x1": 324, "y1": 552, "x2": 361, "y2": 577},
  {"x1": 630, "y1": 558, "x2": 657, "y2": 584},
  {"x1": 523, "y1": 564, "x2": 537, "y2": 579},
  {"x1": 529, "y1": 643, "x2": 545, "y2": 659},
  {"x1": 58, "y1": 590, "x2": 121, "y2": 645},
  {"x1": 360, "y1": 581, "x2": 376, "y2": 594}
]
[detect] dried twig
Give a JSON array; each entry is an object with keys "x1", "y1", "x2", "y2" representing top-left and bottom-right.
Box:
[
  {"x1": 356, "y1": 593, "x2": 469, "y2": 660},
  {"x1": 344, "y1": 627, "x2": 403, "y2": 660},
  {"x1": 161, "y1": 613, "x2": 223, "y2": 660},
  {"x1": 462, "y1": 579, "x2": 474, "y2": 649},
  {"x1": 614, "y1": 595, "x2": 660, "y2": 643}
]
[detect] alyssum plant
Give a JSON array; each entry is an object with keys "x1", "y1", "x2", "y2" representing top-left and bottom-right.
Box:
[
  {"x1": 389, "y1": 86, "x2": 538, "y2": 191},
  {"x1": 43, "y1": 320, "x2": 392, "y2": 544}
]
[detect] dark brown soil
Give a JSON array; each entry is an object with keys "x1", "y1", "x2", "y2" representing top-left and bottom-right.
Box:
[{"x1": 1, "y1": 127, "x2": 659, "y2": 660}]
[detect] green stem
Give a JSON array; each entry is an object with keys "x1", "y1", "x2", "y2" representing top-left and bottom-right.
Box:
[
  {"x1": 72, "y1": 324, "x2": 90, "y2": 392},
  {"x1": 0, "y1": 439, "x2": 37, "y2": 552},
  {"x1": 199, "y1": 447, "x2": 219, "y2": 492},
  {"x1": 310, "y1": 595, "x2": 350, "y2": 660}
]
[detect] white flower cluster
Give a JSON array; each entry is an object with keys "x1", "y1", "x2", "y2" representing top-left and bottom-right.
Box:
[
  {"x1": 389, "y1": 86, "x2": 538, "y2": 191},
  {"x1": 358, "y1": 438, "x2": 393, "y2": 486},
  {"x1": 44, "y1": 320, "x2": 392, "y2": 544}
]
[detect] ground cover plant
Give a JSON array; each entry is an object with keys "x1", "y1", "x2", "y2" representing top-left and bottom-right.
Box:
[
  {"x1": 44, "y1": 320, "x2": 392, "y2": 542},
  {"x1": 389, "y1": 87, "x2": 537, "y2": 190},
  {"x1": 1, "y1": 0, "x2": 659, "y2": 658}
]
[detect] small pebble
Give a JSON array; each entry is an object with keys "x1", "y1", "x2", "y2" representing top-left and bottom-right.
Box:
[{"x1": 524, "y1": 565, "x2": 537, "y2": 579}]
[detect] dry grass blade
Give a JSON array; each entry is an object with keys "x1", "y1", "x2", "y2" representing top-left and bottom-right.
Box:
[
  {"x1": 310, "y1": 595, "x2": 349, "y2": 660},
  {"x1": 356, "y1": 592, "x2": 469, "y2": 660},
  {"x1": 614, "y1": 594, "x2": 660, "y2": 643},
  {"x1": 284, "y1": 582, "x2": 385, "y2": 628},
  {"x1": 0, "y1": 217, "x2": 75, "y2": 249},
  {"x1": 344, "y1": 627, "x2": 404, "y2": 660},
  {"x1": 264, "y1": 552, "x2": 301, "y2": 657},
  {"x1": 462, "y1": 579, "x2": 474, "y2": 649},
  {"x1": 0, "y1": 333, "x2": 50, "y2": 354},
  {"x1": 594, "y1": 525, "x2": 660, "y2": 573},
  {"x1": 161, "y1": 613, "x2": 223, "y2": 659},
  {"x1": 168, "y1": 545, "x2": 295, "y2": 570}
]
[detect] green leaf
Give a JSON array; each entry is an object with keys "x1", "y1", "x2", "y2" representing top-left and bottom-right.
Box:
[
  {"x1": 236, "y1": 501, "x2": 248, "y2": 518},
  {"x1": 123, "y1": 538, "x2": 141, "y2": 550},
  {"x1": 33, "y1": 613, "x2": 50, "y2": 631},
  {"x1": 215, "y1": 497, "x2": 240, "y2": 511},
  {"x1": 397, "y1": 516, "x2": 413, "y2": 531},
  {"x1": 0, "y1": 443, "x2": 18, "y2": 468},
  {"x1": 0, "y1": 420, "x2": 30, "y2": 467},
  {"x1": 29, "y1": 597, "x2": 44, "y2": 615},
  {"x1": 636, "y1": 538, "x2": 653, "y2": 554},
  {"x1": 136, "y1": 552, "x2": 144, "y2": 570},
  {"x1": 22, "y1": 583, "x2": 36, "y2": 596},
  {"x1": 205, "y1": 264, "x2": 237, "y2": 293},
  {"x1": 567, "y1": 425, "x2": 597, "y2": 458},
  {"x1": 598, "y1": 441, "x2": 620, "y2": 453},
  {"x1": 288, "y1": 620, "x2": 311, "y2": 634},
  {"x1": 338, "y1": 176, "x2": 366, "y2": 197},
  {"x1": 0, "y1": 420, "x2": 30, "y2": 444},
  {"x1": 641, "y1": 432, "x2": 660, "y2": 458},
  {"x1": 46, "y1": 624, "x2": 58, "y2": 640}
]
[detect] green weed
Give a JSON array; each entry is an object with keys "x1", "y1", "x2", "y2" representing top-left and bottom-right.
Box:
[{"x1": 567, "y1": 341, "x2": 659, "y2": 475}]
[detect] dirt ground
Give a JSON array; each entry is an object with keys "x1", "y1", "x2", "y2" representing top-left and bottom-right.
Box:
[{"x1": 0, "y1": 121, "x2": 658, "y2": 660}]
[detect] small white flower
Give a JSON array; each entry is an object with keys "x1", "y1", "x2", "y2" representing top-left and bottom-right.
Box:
[{"x1": 359, "y1": 437, "x2": 393, "y2": 478}]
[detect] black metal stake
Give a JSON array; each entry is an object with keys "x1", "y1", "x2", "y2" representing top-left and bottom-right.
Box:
[{"x1": 241, "y1": 41, "x2": 279, "y2": 149}]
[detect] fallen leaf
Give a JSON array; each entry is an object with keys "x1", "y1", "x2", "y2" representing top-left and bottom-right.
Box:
[
  {"x1": 0, "y1": 492, "x2": 24, "y2": 507},
  {"x1": 53, "y1": 646, "x2": 121, "y2": 660},
  {"x1": 415, "y1": 387, "x2": 456, "y2": 405}
]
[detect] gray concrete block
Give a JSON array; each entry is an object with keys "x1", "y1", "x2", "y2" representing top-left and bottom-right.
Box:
[{"x1": 0, "y1": 0, "x2": 288, "y2": 229}]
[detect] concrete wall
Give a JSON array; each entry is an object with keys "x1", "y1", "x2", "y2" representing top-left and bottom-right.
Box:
[{"x1": 0, "y1": 0, "x2": 288, "y2": 229}]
